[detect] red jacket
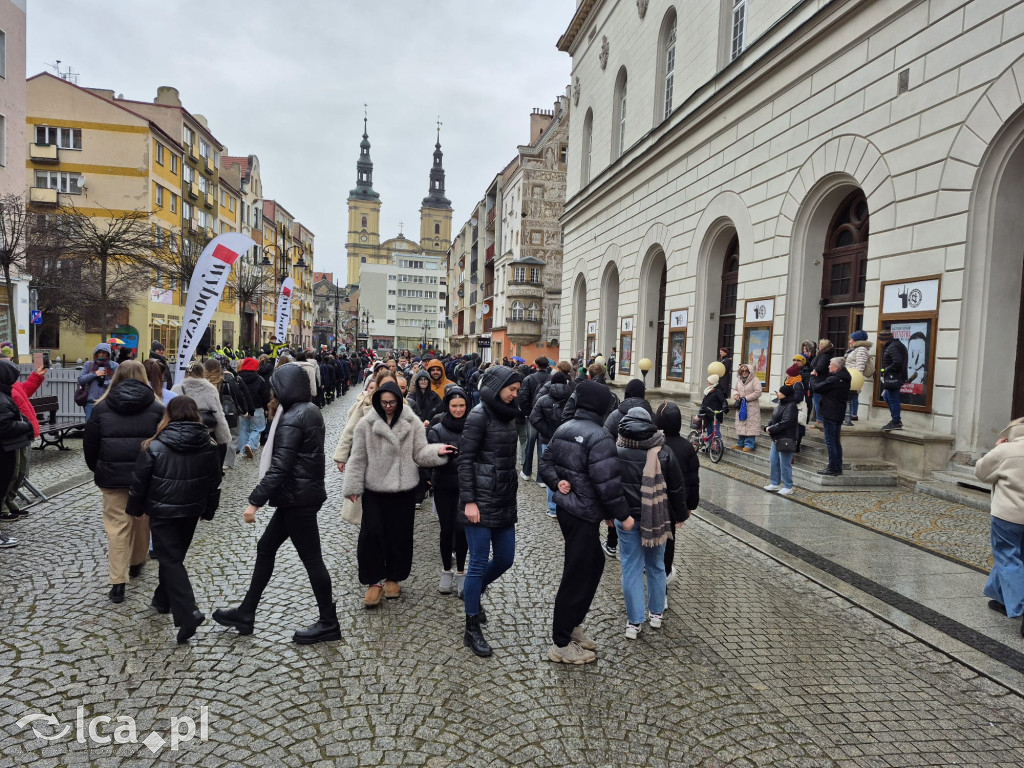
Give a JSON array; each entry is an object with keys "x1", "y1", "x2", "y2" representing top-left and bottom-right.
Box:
[{"x1": 12, "y1": 371, "x2": 44, "y2": 438}]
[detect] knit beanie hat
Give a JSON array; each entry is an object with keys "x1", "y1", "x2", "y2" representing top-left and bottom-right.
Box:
[
  {"x1": 624, "y1": 378, "x2": 646, "y2": 400},
  {"x1": 707, "y1": 374, "x2": 720, "y2": 386},
  {"x1": 550, "y1": 372, "x2": 568, "y2": 385},
  {"x1": 792, "y1": 353, "x2": 807, "y2": 365},
  {"x1": 785, "y1": 362, "x2": 802, "y2": 377},
  {"x1": 575, "y1": 380, "x2": 611, "y2": 414},
  {"x1": 878, "y1": 330, "x2": 893, "y2": 341},
  {"x1": 851, "y1": 330, "x2": 868, "y2": 342}
]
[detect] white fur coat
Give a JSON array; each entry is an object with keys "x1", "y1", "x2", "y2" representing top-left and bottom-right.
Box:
[{"x1": 343, "y1": 405, "x2": 448, "y2": 496}]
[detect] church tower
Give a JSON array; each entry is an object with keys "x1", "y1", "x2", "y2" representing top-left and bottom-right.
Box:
[
  {"x1": 419, "y1": 124, "x2": 453, "y2": 259},
  {"x1": 346, "y1": 115, "x2": 382, "y2": 285}
]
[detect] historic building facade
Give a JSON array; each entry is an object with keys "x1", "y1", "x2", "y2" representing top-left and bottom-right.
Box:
[{"x1": 558, "y1": 0, "x2": 1024, "y2": 476}]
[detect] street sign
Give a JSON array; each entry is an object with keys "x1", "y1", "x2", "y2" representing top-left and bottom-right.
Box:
[{"x1": 29, "y1": 311, "x2": 42, "y2": 325}]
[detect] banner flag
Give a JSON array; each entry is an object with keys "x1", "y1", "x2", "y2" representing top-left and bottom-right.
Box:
[
  {"x1": 172, "y1": 233, "x2": 256, "y2": 386},
  {"x1": 275, "y1": 277, "x2": 295, "y2": 344}
]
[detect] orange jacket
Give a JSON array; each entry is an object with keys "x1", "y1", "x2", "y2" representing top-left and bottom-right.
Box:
[{"x1": 424, "y1": 359, "x2": 452, "y2": 399}]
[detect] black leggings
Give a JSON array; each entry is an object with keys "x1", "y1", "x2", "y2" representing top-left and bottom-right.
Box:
[
  {"x1": 434, "y1": 487, "x2": 467, "y2": 572},
  {"x1": 664, "y1": 536, "x2": 675, "y2": 575},
  {"x1": 239, "y1": 504, "x2": 333, "y2": 616}
]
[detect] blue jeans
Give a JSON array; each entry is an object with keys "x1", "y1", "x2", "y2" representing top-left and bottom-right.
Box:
[
  {"x1": 85, "y1": 402, "x2": 95, "y2": 421},
  {"x1": 849, "y1": 391, "x2": 859, "y2": 417},
  {"x1": 985, "y1": 517, "x2": 1024, "y2": 617},
  {"x1": 822, "y1": 419, "x2": 842, "y2": 471},
  {"x1": 463, "y1": 524, "x2": 515, "y2": 617},
  {"x1": 812, "y1": 392, "x2": 823, "y2": 423},
  {"x1": 615, "y1": 520, "x2": 666, "y2": 624},
  {"x1": 736, "y1": 434, "x2": 756, "y2": 449},
  {"x1": 769, "y1": 442, "x2": 793, "y2": 489},
  {"x1": 539, "y1": 443, "x2": 554, "y2": 512},
  {"x1": 882, "y1": 388, "x2": 902, "y2": 423},
  {"x1": 238, "y1": 411, "x2": 267, "y2": 453}
]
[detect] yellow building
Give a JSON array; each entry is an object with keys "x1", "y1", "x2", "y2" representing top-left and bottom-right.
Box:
[{"x1": 262, "y1": 200, "x2": 315, "y2": 349}]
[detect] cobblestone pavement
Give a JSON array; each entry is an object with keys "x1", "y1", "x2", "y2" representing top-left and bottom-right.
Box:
[{"x1": 1, "y1": 388, "x2": 1023, "y2": 766}]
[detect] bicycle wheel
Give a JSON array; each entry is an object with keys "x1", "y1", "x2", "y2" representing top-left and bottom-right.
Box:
[
  {"x1": 687, "y1": 430, "x2": 702, "y2": 453},
  {"x1": 709, "y1": 434, "x2": 724, "y2": 463}
]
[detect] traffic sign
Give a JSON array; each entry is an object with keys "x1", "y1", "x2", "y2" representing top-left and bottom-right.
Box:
[{"x1": 29, "y1": 311, "x2": 42, "y2": 325}]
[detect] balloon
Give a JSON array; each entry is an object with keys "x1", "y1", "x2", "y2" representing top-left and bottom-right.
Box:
[
  {"x1": 708, "y1": 361, "x2": 726, "y2": 377},
  {"x1": 594, "y1": 355, "x2": 606, "y2": 367},
  {"x1": 848, "y1": 368, "x2": 864, "y2": 392}
]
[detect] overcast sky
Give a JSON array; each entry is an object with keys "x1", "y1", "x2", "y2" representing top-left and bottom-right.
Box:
[{"x1": 28, "y1": 1, "x2": 572, "y2": 281}]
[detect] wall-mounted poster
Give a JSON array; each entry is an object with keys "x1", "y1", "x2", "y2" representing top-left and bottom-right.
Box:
[
  {"x1": 875, "y1": 276, "x2": 940, "y2": 413},
  {"x1": 587, "y1": 321, "x2": 598, "y2": 335},
  {"x1": 742, "y1": 298, "x2": 774, "y2": 391},
  {"x1": 667, "y1": 309, "x2": 688, "y2": 382},
  {"x1": 587, "y1": 334, "x2": 597, "y2": 360},
  {"x1": 621, "y1": 317, "x2": 634, "y2": 333},
  {"x1": 619, "y1": 333, "x2": 632, "y2": 375}
]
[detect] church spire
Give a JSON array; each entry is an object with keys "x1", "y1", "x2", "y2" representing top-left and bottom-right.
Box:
[
  {"x1": 350, "y1": 107, "x2": 380, "y2": 200},
  {"x1": 422, "y1": 119, "x2": 451, "y2": 209}
]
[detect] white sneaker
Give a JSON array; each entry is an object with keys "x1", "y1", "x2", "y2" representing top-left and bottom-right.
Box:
[
  {"x1": 665, "y1": 568, "x2": 678, "y2": 587},
  {"x1": 537, "y1": 479, "x2": 546, "y2": 488},
  {"x1": 519, "y1": 471, "x2": 530, "y2": 481},
  {"x1": 763, "y1": 483, "x2": 781, "y2": 491},
  {"x1": 663, "y1": 591, "x2": 669, "y2": 612},
  {"x1": 649, "y1": 612, "x2": 663, "y2": 629},
  {"x1": 625, "y1": 622, "x2": 641, "y2": 640},
  {"x1": 778, "y1": 487, "x2": 795, "y2": 496}
]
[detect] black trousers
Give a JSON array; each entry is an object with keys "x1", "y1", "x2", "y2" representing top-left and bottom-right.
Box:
[
  {"x1": 552, "y1": 509, "x2": 605, "y2": 647},
  {"x1": 151, "y1": 517, "x2": 199, "y2": 627},
  {"x1": 0, "y1": 450, "x2": 16, "y2": 505},
  {"x1": 664, "y1": 536, "x2": 675, "y2": 575},
  {"x1": 357, "y1": 488, "x2": 416, "y2": 585},
  {"x1": 433, "y1": 487, "x2": 467, "y2": 572},
  {"x1": 239, "y1": 504, "x2": 333, "y2": 617}
]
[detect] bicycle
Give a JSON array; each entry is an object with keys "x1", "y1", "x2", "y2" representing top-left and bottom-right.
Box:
[{"x1": 687, "y1": 409, "x2": 725, "y2": 463}]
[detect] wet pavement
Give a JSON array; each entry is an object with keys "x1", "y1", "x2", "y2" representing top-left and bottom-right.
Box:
[{"x1": 1, "y1": 387, "x2": 1023, "y2": 766}]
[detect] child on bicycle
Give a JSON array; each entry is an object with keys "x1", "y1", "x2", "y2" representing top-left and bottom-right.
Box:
[{"x1": 699, "y1": 374, "x2": 729, "y2": 440}]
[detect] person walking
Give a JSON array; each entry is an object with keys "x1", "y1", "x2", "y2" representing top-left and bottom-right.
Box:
[
  {"x1": 539, "y1": 381, "x2": 630, "y2": 664},
  {"x1": 83, "y1": 360, "x2": 165, "y2": 603},
  {"x1": 614, "y1": 408, "x2": 687, "y2": 639},
  {"x1": 732, "y1": 363, "x2": 763, "y2": 451},
  {"x1": 0, "y1": 361, "x2": 33, "y2": 548},
  {"x1": 143, "y1": 358, "x2": 175, "y2": 406},
  {"x1": 457, "y1": 365, "x2": 524, "y2": 658},
  {"x1": 213, "y1": 364, "x2": 339, "y2": 644},
  {"x1": 878, "y1": 329, "x2": 908, "y2": 431},
  {"x1": 172, "y1": 363, "x2": 231, "y2": 468},
  {"x1": 237, "y1": 357, "x2": 270, "y2": 459},
  {"x1": 653, "y1": 402, "x2": 700, "y2": 590},
  {"x1": 809, "y1": 357, "x2": 851, "y2": 476},
  {"x1": 127, "y1": 396, "x2": 221, "y2": 643},
  {"x1": 763, "y1": 384, "x2": 800, "y2": 495},
  {"x1": 409, "y1": 369, "x2": 444, "y2": 426},
  {"x1": 205, "y1": 358, "x2": 251, "y2": 470},
  {"x1": 517, "y1": 357, "x2": 551, "y2": 481},
  {"x1": 975, "y1": 418, "x2": 1024, "y2": 634},
  {"x1": 344, "y1": 381, "x2": 453, "y2": 607},
  {"x1": 844, "y1": 331, "x2": 872, "y2": 421},
  {"x1": 427, "y1": 387, "x2": 470, "y2": 594},
  {"x1": 78, "y1": 343, "x2": 119, "y2": 420}
]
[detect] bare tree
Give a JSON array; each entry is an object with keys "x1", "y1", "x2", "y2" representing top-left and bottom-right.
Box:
[
  {"x1": 160, "y1": 227, "x2": 211, "y2": 295},
  {"x1": 55, "y1": 203, "x2": 169, "y2": 341},
  {"x1": 228, "y1": 255, "x2": 274, "y2": 351}
]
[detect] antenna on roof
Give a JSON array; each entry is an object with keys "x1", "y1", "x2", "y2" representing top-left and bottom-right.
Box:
[{"x1": 45, "y1": 59, "x2": 79, "y2": 84}]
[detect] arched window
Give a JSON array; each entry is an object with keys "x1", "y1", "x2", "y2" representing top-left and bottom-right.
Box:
[
  {"x1": 612, "y1": 68, "x2": 628, "y2": 160},
  {"x1": 658, "y1": 10, "x2": 677, "y2": 122},
  {"x1": 434, "y1": 223, "x2": 440, "y2": 235},
  {"x1": 527, "y1": 302, "x2": 540, "y2": 321},
  {"x1": 581, "y1": 109, "x2": 594, "y2": 185},
  {"x1": 718, "y1": 235, "x2": 740, "y2": 354},
  {"x1": 361, "y1": 215, "x2": 367, "y2": 228},
  {"x1": 819, "y1": 189, "x2": 869, "y2": 355},
  {"x1": 511, "y1": 301, "x2": 525, "y2": 321}
]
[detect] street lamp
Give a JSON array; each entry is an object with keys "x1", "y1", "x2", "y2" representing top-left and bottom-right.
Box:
[
  {"x1": 359, "y1": 308, "x2": 374, "y2": 352},
  {"x1": 422, "y1": 320, "x2": 430, "y2": 353},
  {"x1": 638, "y1": 357, "x2": 653, "y2": 384}
]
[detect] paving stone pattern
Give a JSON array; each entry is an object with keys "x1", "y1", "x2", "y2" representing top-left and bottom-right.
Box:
[{"x1": 1, "y1": 389, "x2": 1022, "y2": 766}]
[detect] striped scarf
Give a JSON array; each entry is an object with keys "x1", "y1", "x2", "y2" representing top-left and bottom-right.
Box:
[{"x1": 617, "y1": 431, "x2": 673, "y2": 547}]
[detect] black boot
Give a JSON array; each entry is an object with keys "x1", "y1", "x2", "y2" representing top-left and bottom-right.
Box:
[
  {"x1": 177, "y1": 610, "x2": 205, "y2": 644},
  {"x1": 464, "y1": 615, "x2": 492, "y2": 657},
  {"x1": 109, "y1": 583, "x2": 125, "y2": 604},
  {"x1": 129, "y1": 562, "x2": 144, "y2": 579},
  {"x1": 293, "y1": 603, "x2": 341, "y2": 645},
  {"x1": 212, "y1": 606, "x2": 255, "y2": 635}
]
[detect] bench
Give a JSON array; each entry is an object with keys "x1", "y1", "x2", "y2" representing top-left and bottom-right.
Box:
[{"x1": 31, "y1": 395, "x2": 86, "y2": 452}]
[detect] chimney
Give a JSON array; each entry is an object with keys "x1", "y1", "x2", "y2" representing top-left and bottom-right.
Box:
[
  {"x1": 85, "y1": 88, "x2": 115, "y2": 101},
  {"x1": 193, "y1": 114, "x2": 209, "y2": 129},
  {"x1": 530, "y1": 108, "x2": 554, "y2": 144},
  {"x1": 154, "y1": 86, "x2": 181, "y2": 107}
]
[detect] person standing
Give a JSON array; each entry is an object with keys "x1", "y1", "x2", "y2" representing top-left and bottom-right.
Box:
[
  {"x1": 205, "y1": 358, "x2": 251, "y2": 470},
  {"x1": 654, "y1": 402, "x2": 700, "y2": 590},
  {"x1": 878, "y1": 329, "x2": 908, "y2": 431},
  {"x1": 763, "y1": 384, "x2": 800, "y2": 495},
  {"x1": 127, "y1": 396, "x2": 221, "y2": 643},
  {"x1": 844, "y1": 331, "x2": 872, "y2": 422},
  {"x1": 716, "y1": 347, "x2": 733, "y2": 399},
  {"x1": 732, "y1": 363, "x2": 763, "y2": 451},
  {"x1": 809, "y1": 357, "x2": 851, "y2": 476},
  {"x1": 83, "y1": 361, "x2": 165, "y2": 603},
  {"x1": 344, "y1": 381, "x2": 452, "y2": 606},
  {"x1": 142, "y1": 359, "x2": 175, "y2": 406},
  {"x1": 539, "y1": 381, "x2": 630, "y2": 664},
  {"x1": 4, "y1": 363, "x2": 46, "y2": 518},
  {"x1": 517, "y1": 357, "x2": 551, "y2": 481},
  {"x1": 607, "y1": 349, "x2": 617, "y2": 382},
  {"x1": 78, "y1": 343, "x2": 119, "y2": 420},
  {"x1": 457, "y1": 365, "x2": 524, "y2": 658},
  {"x1": 427, "y1": 388, "x2": 470, "y2": 594},
  {"x1": 529, "y1": 372, "x2": 572, "y2": 518},
  {"x1": 808, "y1": 339, "x2": 834, "y2": 428},
  {"x1": 236, "y1": 357, "x2": 270, "y2": 459},
  {"x1": 0, "y1": 362, "x2": 33, "y2": 548},
  {"x1": 602, "y1": 378, "x2": 653, "y2": 556},
  {"x1": 213, "y1": 364, "x2": 338, "y2": 644}
]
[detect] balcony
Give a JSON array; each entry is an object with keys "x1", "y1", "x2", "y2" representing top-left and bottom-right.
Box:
[
  {"x1": 204, "y1": 227, "x2": 214, "y2": 239},
  {"x1": 30, "y1": 143, "x2": 59, "y2": 163},
  {"x1": 29, "y1": 187, "x2": 58, "y2": 206},
  {"x1": 506, "y1": 317, "x2": 543, "y2": 346},
  {"x1": 203, "y1": 155, "x2": 214, "y2": 175},
  {"x1": 204, "y1": 191, "x2": 214, "y2": 209},
  {"x1": 486, "y1": 207, "x2": 496, "y2": 230},
  {"x1": 485, "y1": 243, "x2": 495, "y2": 262},
  {"x1": 188, "y1": 182, "x2": 199, "y2": 200},
  {"x1": 481, "y1": 282, "x2": 494, "y2": 299},
  {"x1": 187, "y1": 219, "x2": 197, "y2": 234},
  {"x1": 506, "y1": 281, "x2": 544, "y2": 301},
  {"x1": 188, "y1": 143, "x2": 198, "y2": 161}
]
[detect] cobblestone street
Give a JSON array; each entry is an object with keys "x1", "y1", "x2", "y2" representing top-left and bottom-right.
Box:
[{"x1": 2, "y1": 389, "x2": 1024, "y2": 766}]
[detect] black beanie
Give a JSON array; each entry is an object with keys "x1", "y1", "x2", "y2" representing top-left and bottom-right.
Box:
[
  {"x1": 778, "y1": 384, "x2": 795, "y2": 399},
  {"x1": 575, "y1": 380, "x2": 610, "y2": 414},
  {"x1": 550, "y1": 372, "x2": 568, "y2": 385},
  {"x1": 624, "y1": 378, "x2": 646, "y2": 400}
]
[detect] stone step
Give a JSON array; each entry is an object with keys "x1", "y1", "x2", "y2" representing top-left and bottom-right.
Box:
[
  {"x1": 914, "y1": 479, "x2": 992, "y2": 511},
  {"x1": 718, "y1": 443, "x2": 899, "y2": 489},
  {"x1": 930, "y1": 469, "x2": 991, "y2": 493}
]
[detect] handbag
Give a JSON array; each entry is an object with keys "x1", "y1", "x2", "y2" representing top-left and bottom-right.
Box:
[
  {"x1": 776, "y1": 437, "x2": 798, "y2": 453},
  {"x1": 199, "y1": 409, "x2": 219, "y2": 431},
  {"x1": 881, "y1": 369, "x2": 902, "y2": 391},
  {"x1": 341, "y1": 494, "x2": 363, "y2": 526},
  {"x1": 74, "y1": 383, "x2": 90, "y2": 407},
  {"x1": 738, "y1": 398, "x2": 747, "y2": 421}
]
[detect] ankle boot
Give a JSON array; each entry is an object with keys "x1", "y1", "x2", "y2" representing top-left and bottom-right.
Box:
[
  {"x1": 293, "y1": 602, "x2": 341, "y2": 645},
  {"x1": 464, "y1": 615, "x2": 492, "y2": 657},
  {"x1": 109, "y1": 583, "x2": 125, "y2": 604},
  {"x1": 177, "y1": 610, "x2": 205, "y2": 644},
  {"x1": 212, "y1": 606, "x2": 255, "y2": 636}
]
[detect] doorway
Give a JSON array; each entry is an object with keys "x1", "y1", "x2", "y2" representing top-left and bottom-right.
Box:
[{"x1": 819, "y1": 189, "x2": 868, "y2": 356}]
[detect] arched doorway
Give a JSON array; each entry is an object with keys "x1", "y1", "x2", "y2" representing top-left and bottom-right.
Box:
[
  {"x1": 718, "y1": 234, "x2": 739, "y2": 357},
  {"x1": 819, "y1": 190, "x2": 868, "y2": 355},
  {"x1": 572, "y1": 274, "x2": 587, "y2": 361},
  {"x1": 638, "y1": 248, "x2": 667, "y2": 386},
  {"x1": 600, "y1": 263, "x2": 619, "y2": 360}
]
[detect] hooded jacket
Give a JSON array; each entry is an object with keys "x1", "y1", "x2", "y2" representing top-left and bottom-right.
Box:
[
  {"x1": 603, "y1": 396, "x2": 653, "y2": 439},
  {"x1": 343, "y1": 381, "x2": 447, "y2": 497},
  {"x1": 529, "y1": 378, "x2": 572, "y2": 442},
  {"x1": 765, "y1": 392, "x2": 800, "y2": 442},
  {"x1": 248, "y1": 364, "x2": 327, "y2": 509},
  {"x1": 654, "y1": 402, "x2": 700, "y2": 513},
  {"x1": 238, "y1": 366, "x2": 271, "y2": 412},
  {"x1": 11, "y1": 370, "x2": 44, "y2": 438},
  {"x1": 334, "y1": 386, "x2": 376, "y2": 463},
  {"x1": 0, "y1": 361, "x2": 32, "y2": 452},
  {"x1": 78, "y1": 343, "x2": 120, "y2": 403},
  {"x1": 424, "y1": 359, "x2": 453, "y2": 399},
  {"x1": 457, "y1": 365, "x2": 523, "y2": 527},
  {"x1": 975, "y1": 422, "x2": 1024, "y2": 525},
  {"x1": 426, "y1": 387, "x2": 469, "y2": 490},
  {"x1": 539, "y1": 381, "x2": 628, "y2": 524},
  {"x1": 615, "y1": 413, "x2": 687, "y2": 522},
  {"x1": 810, "y1": 366, "x2": 852, "y2": 422},
  {"x1": 809, "y1": 344, "x2": 834, "y2": 378},
  {"x1": 880, "y1": 337, "x2": 908, "y2": 386},
  {"x1": 126, "y1": 421, "x2": 221, "y2": 519},
  {"x1": 84, "y1": 378, "x2": 165, "y2": 489},
  {"x1": 172, "y1": 377, "x2": 231, "y2": 445},
  {"x1": 409, "y1": 370, "x2": 444, "y2": 422},
  {"x1": 733, "y1": 369, "x2": 763, "y2": 436},
  {"x1": 517, "y1": 366, "x2": 551, "y2": 418}
]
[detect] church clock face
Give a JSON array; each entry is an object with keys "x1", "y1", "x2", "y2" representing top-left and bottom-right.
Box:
[{"x1": 360, "y1": 235, "x2": 368, "y2": 242}]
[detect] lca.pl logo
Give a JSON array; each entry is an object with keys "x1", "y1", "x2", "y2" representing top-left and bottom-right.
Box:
[{"x1": 16, "y1": 705, "x2": 210, "y2": 753}]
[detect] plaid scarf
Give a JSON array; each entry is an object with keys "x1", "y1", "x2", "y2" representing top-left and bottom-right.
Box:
[{"x1": 617, "y1": 430, "x2": 673, "y2": 547}]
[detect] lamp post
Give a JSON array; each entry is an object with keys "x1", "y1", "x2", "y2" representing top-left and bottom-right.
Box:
[
  {"x1": 639, "y1": 357, "x2": 653, "y2": 384},
  {"x1": 359, "y1": 308, "x2": 374, "y2": 352},
  {"x1": 261, "y1": 239, "x2": 307, "y2": 347},
  {"x1": 422, "y1": 320, "x2": 430, "y2": 354}
]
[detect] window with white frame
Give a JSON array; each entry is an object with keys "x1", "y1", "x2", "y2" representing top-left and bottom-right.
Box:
[
  {"x1": 155, "y1": 142, "x2": 165, "y2": 165},
  {"x1": 527, "y1": 302, "x2": 540, "y2": 321},
  {"x1": 0, "y1": 115, "x2": 5, "y2": 167},
  {"x1": 183, "y1": 126, "x2": 194, "y2": 147},
  {"x1": 581, "y1": 109, "x2": 593, "y2": 185},
  {"x1": 155, "y1": 184, "x2": 165, "y2": 207},
  {"x1": 731, "y1": 0, "x2": 747, "y2": 61},
  {"x1": 199, "y1": 140, "x2": 210, "y2": 159},
  {"x1": 662, "y1": 11, "x2": 677, "y2": 120},
  {"x1": 170, "y1": 193, "x2": 178, "y2": 214},
  {"x1": 612, "y1": 68, "x2": 628, "y2": 159},
  {"x1": 0, "y1": 30, "x2": 6, "y2": 79},
  {"x1": 36, "y1": 126, "x2": 82, "y2": 149},
  {"x1": 198, "y1": 175, "x2": 209, "y2": 194},
  {"x1": 183, "y1": 201, "x2": 193, "y2": 220},
  {"x1": 530, "y1": 267, "x2": 541, "y2": 283},
  {"x1": 513, "y1": 266, "x2": 526, "y2": 283},
  {"x1": 171, "y1": 155, "x2": 179, "y2": 174},
  {"x1": 34, "y1": 171, "x2": 83, "y2": 194},
  {"x1": 511, "y1": 301, "x2": 525, "y2": 320},
  {"x1": 183, "y1": 165, "x2": 194, "y2": 184},
  {"x1": 198, "y1": 210, "x2": 211, "y2": 228}
]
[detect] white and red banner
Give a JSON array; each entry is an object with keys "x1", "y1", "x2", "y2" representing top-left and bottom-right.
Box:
[
  {"x1": 275, "y1": 277, "x2": 294, "y2": 344},
  {"x1": 173, "y1": 233, "x2": 256, "y2": 386}
]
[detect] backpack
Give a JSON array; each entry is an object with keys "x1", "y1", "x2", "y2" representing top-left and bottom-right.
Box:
[{"x1": 219, "y1": 381, "x2": 239, "y2": 428}]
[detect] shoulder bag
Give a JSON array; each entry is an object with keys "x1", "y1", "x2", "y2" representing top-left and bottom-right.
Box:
[{"x1": 775, "y1": 437, "x2": 798, "y2": 453}]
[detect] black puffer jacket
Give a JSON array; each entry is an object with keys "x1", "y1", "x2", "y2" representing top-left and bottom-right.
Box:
[
  {"x1": 0, "y1": 361, "x2": 32, "y2": 452},
  {"x1": 126, "y1": 421, "x2": 221, "y2": 519},
  {"x1": 654, "y1": 402, "x2": 701, "y2": 515},
  {"x1": 810, "y1": 367, "x2": 852, "y2": 422},
  {"x1": 529, "y1": 380, "x2": 571, "y2": 442},
  {"x1": 248, "y1": 364, "x2": 327, "y2": 509},
  {"x1": 221, "y1": 371, "x2": 254, "y2": 417},
  {"x1": 257, "y1": 358, "x2": 275, "y2": 385},
  {"x1": 810, "y1": 346, "x2": 834, "y2": 378},
  {"x1": 409, "y1": 371, "x2": 444, "y2": 422},
  {"x1": 517, "y1": 368, "x2": 550, "y2": 417},
  {"x1": 604, "y1": 397, "x2": 653, "y2": 439},
  {"x1": 560, "y1": 383, "x2": 619, "y2": 424},
  {"x1": 880, "y1": 337, "x2": 908, "y2": 387},
  {"x1": 539, "y1": 405, "x2": 628, "y2": 524},
  {"x1": 765, "y1": 396, "x2": 800, "y2": 442},
  {"x1": 457, "y1": 366, "x2": 522, "y2": 527},
  {"x1": 238, "y1": 370, "x2": 271, "y2": 411},
  {"x1": 84, "y1": 379, "x2": 165, "y2": 489},
  {"x1": 615, "y1": 415, "x2": 687, "y2": 522},
  {"x1": 427, "y1": 388, "x2": 468, "y2": 491}
]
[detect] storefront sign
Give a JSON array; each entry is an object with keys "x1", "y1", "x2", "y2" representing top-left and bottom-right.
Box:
[
  {"x1": 744, "y1": 299, "x2": 774, "y2": 323},
  {"x1": 881, "y1": 278, "x2": 939, "y2": 314}
]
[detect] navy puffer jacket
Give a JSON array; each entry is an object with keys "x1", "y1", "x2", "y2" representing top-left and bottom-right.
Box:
[
  {"x1": 126, "y1": 421, "x2": 221, "y2": 519},
  {"x1": 84, "y1": 379, "x2": 165, "y2": 490},
  {"x1": 457, "y1": 366, "x2": 522, "y2": 527},
  {"x1": 539, "y1": 407, "x2": 628, "y2": 524},
  {"x1": 615, "y1": 415, "x2": 687, "y2": 522}
]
